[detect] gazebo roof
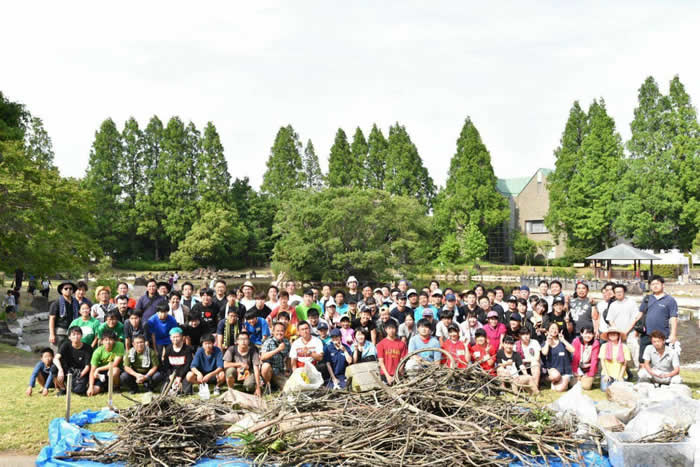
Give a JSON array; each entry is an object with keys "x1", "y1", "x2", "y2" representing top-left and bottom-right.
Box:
[{"x1": 586, "y1": 243, "x2": 661, "y2": 261}]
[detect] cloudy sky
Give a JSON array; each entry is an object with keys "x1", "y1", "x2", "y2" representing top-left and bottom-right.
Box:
[{"x1": 3, "y1": 1, "x2": 699, "y2": 188}]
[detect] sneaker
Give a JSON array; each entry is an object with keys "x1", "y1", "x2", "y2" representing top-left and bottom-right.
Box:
[{"x1": 213, "y1": 386, "x2": 221, "y2": 396}]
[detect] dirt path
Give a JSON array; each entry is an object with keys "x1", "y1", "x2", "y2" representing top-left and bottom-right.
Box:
[{"x1": 0, "y1": 452, "x2": 35, "y2": 466}]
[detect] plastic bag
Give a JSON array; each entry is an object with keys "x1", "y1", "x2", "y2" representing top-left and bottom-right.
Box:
[
  {"x1": 283, "y1": 362, "x2": 323, "y2": 393},
  {"x1": 625, "y1": 399, "x2": 696, "y2": 440},
  {"x1": 199, "y1": 382, "x2": 211, "y2": 400},
  {"x1": 549, "y1": 382, "x2": 597, "y2": 425}
]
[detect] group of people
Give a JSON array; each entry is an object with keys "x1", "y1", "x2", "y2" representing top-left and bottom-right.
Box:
[{"x1": 28, "y1": 274, "x2": 681, "y2": 398}]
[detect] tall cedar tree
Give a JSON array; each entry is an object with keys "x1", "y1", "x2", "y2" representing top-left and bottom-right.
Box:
[
  {"x1": 136, "y1": 116, "x2": 166, "y2": 260},
  {"x1": 0, "y1": 91, "x2": 28, "y2": 141},
  {"x1": 349, "y1": 127, "x2": 368, "y2": 186},
  {"x1": 85, "y1": 118, "x2": 123, "y2": 255},
  {"x1": 261, "y1": 125, "x2": 304, "y2": 198},
  {"x1": 301, "y1": 139, "x2": 324, "y2": 190},
  {"x1": 326, "y1": 128, "x2": 355, "y2": 187},
  {"x1": 198, "y1": 122, "x2": 231, "y2": 208},
  {"x1": 563, "y1": 99, "x2": 624, "y2": 251},
  {"x1": 119, "y1": 118, "x2": 144, "y2": 256},
  {"x1": 24, "y1": 116, "x2": 55, "y2": 169},
  {"x1": 434, "y1": 117, "x2": 509, "y2": 240},
  {"x1": 384, "y1": 123, "x2": 436, "y2": 210},
  {"x1": 365, "y1": 123, "x2": 388, "y2": 189},
  {"x1": 231, "y1": 177, "x2": 276, "y2": 266},
  {"x1": 545, "y1": 101, "x2": 588, "y2": 243},
  {"x1": 615, "y1": 76, "x2": 700, "y2": 250}
]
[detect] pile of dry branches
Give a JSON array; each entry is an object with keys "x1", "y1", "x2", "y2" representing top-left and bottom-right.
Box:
[
  {"x1": 57, "y1": 395, "x2": 242, "y2": 466},
  {"x1": 235, "y1": 362, "x2": 589, "y2": 466}
]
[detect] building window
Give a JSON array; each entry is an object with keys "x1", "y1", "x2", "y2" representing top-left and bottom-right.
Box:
[{"x1": 525, "y1": 220, "x2": 548, "y2": 234}]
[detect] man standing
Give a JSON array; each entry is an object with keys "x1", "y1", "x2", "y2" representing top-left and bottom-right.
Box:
[
  {"x1": 239, "y1": 281, "x2": 257, "y2": 311},
  {"x1": 390, "y1": 293, "x2": 410, "y2": 324},
  {"x1": 376, "y1": 320, "x2": 407, "y2": 384},
  {"x1": 54, "y1": 326, "x2": 93, "y2": 395},
  {"x1": 630, "y1": 275, "x2": 678, "y2": 363},
  {"x1": 608, "y1": 283, "x2": 641, "y2": 364},
  {"x1": 345, "y1": 276, "x2": 361, "y2": 304},
  {"x1": 180, "y1": 282, "x2": 200, "y2": 310},
  {"x1": 295, "y1": 289, "x2": 323, "y2": 322},
  {"x1": 212, "y1": 280, "x2": 228, "y2": 318},
  {"x1": 192, "y1": 289, "x2": 220, "y2": 335},
  {"x1": 134, "y1": 279, "x2": 166, "y2": 323},
  {"x1": 49, "y1": 281, "x2": 79, "y2": 351},
  {"x1": 285, "y1": 280, "x2": 303, "y2": 304},
  {"x1": 223, "y1": 332, "x2": 262, "y2": 396}
]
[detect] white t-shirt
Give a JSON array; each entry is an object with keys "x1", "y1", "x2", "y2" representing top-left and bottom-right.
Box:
[
  {"x1": 597, "y1": 300, "x2": 612, "y2": 334},
  {"x1": 239, "y1": 298, "x2": 256, "y2": 311},
  {"x1": 265, "y1": 300, "x2": 278, "y2": 310},
  {"x1": 606, "y1": 298, "x2": 638, "y2": 333},
  {"x1": 290, "y1": 336, "x2": 324, "y2": 367},
  {"x1": 435, "y1": 321, "x2": 451, "y2": 340},
  {"x1": 519, "y1": 340, "x2": 542, "y2": 367}
]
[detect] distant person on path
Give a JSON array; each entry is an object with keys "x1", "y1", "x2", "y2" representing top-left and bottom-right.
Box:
[
  {"x1": 40, "y1": 278, "x2": 51, "y2": 298},
  {"x1": 49, "y1": 282, "x2": 79, "y2": 351},
  {"x1": 4, "y1": 290, "x2": 16, "y2": 313}
]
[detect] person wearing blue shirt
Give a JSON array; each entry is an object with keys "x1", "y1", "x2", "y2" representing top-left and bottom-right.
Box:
[
  {"x1": 244, "y1": 310, "x2": 270, "y2": 346},
  {"x1": 147, "y1": 304, "x2": 179, "y2": 354},
  {"x1": 324, "y1": 329, "x2": 353, "y2": 389},
  {"x1": 26, "y1": 348, "x2": 58, "y2": 396},
  {"x1": 414, "y1": 292, "x2": 439, "y2": 322},
  {"x1": 351, "y1": 329, "x2": 377, "y2": 363},
  {"x1": 407, "y1": 319, "x2": 441, "y2": 372},
  {"x1": 633, "y1": 275, "x2": 679, "y2": 364},
  {"x1": 186, "y1": 334, "x2": 225, "y2": 395}
]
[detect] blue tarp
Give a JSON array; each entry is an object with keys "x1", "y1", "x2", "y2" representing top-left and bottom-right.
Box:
[
  {"x1": 36, "y1": 409, "x2": 249, "y2": 466},
  {"x1": 37, "y1": 408, "x2": 611, "y2": 466}
]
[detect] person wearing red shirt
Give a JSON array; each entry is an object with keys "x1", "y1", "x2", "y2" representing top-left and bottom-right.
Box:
[
  {"x1": 376, "y1": 320, "x2": 407, "y2": 384},
  {"x1": 441, "y1": 324, "x2": 470, "y2": 368},
  {"x1": 483, "y1": 311, "x2": 506, "y2": 353},
  {"x1": 469, "y1": 328, "x2": 496, "y2": 375}
]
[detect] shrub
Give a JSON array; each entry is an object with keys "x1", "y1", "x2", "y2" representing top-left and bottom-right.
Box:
[
  {"x1": 552, "y1": 267, "x2": 576, "y2": 279},
  {"x1": 114, "y1": 260, "x2": 176, "y2": 271}
]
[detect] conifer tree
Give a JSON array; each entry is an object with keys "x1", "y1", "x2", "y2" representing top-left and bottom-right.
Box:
[
  {"x1": 198, "y1": 122, "x2": 231, "y2": 208},
  {"x1": 301, "y1": 139, "x2": 324, "y2": 190},
  {"x1": 349, "y1": 127, "x2": 368, "y2": 186},
  {"x1": 24, "y1": 116, "x2": 54, "y2": 169},
  {"x1": 384, "y1": 123, "x2": 435, "y2": 210},
  {"x1": 85, "y1": 118, "x2": 123, "y2": 254},
  {"x1": 261, "y1": 125, "x2": 304, "y2": 198},
  {"x1": 365, "y1": 123, "x2": 387, "y2": 189},
  {"x1": 327, "y1": 128, "x2": 355, "y2": 187},
  {"x1": 136, "y1": 116, "x2": 167, "y2": 260},
  {"x1": 433, "y1": 117, "x2": 508, "y2": 240}
]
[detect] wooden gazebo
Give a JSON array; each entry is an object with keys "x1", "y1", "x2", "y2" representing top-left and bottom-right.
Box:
[{"x1": 586, "y1": 243, "x2": 661, "y2": 280}]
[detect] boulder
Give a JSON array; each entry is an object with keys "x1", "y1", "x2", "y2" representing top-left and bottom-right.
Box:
[{"x1": 606, "y1": 381, "x2": 642, "y2": 408}]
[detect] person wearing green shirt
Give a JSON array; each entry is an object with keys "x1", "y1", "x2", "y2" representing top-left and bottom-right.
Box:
[
  {"x1": 295, "y1": 289, "x2": 323, "y2": 322},
  {"x1": 70, "y1": 303, "x2": 100, "y2": 347},
  {"x1": 120, "y1": 335, "x2": 162, "y2": 393},
  {"x1": 97, "y1": 311, "x2": 125, "y2": 342},
  {"x1": 87, "y1": 330, "x2": 124, "y2": 396}
]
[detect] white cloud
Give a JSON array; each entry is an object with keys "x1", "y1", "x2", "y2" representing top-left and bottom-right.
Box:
[{"x1": 2, "y1": 1, "x2": 699, "y2": 188}]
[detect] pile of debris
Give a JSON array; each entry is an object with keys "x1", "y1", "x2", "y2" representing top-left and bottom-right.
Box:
[{"x1": 230, "y1": 364, "x2": 591, "y2": 466}]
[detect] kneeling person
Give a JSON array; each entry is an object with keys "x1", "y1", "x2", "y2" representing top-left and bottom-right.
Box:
[
  {"x1": 87, "y1": 330, "x2": 124, "y2": 396},
  {"x1": 54, "y1": 326, "x2": 93, "y2": 395},
  {"x1": 26, "y1": 348, "x2": 58, "y2": 396},
  {"x1": 638, "y1": 330, "x2": 682, "y2": 385},
  {"x1": 121, "y1": 335, "x2": 162, "y2": 393},
  {"x1": 260, "y1": 322, "x2": 291, "y2": 390},
  {"x1": 224, "y1": 331, "x2": 262, "y2": 396}
]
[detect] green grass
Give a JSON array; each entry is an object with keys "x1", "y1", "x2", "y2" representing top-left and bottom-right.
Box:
[
  {"x1": 113, "y1": 260, "x2": 177, "y2": 271},
  {"x1": 0, "y1": 343, "x2": 30, "y2": 356}
]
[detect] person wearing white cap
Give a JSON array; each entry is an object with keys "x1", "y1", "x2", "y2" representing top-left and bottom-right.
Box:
[
  {"x1": 239, "y1": 281, "x2": 256, "y2": 311},
  {"x1": 345, "y1": 276, "x2": 361, "y2": 304}
]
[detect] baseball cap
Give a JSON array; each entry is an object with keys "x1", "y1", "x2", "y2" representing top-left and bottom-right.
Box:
[
  {"x1": 520, "y1": 285, "x2": 530, "y2": 292},
  {"x1": 507, "y1": 295, "x2": 518, "y2": 302},
  {"x1": 373, "y1": 287, "x2": 382, "y2": 293},
  {"x1": 422, "y1": 309, "x2": 434, "y2": 317},
  {"x1": 553, "y1": 296, "x2": 565, "y2": 305},
  {"x1": 348, "y1": 298, "x2": 358, "y2": 305},
  {"x1": 326, "y1": 301, "x2": 337, "y2": 308},
  {"x1": 510, "y1": 313, "x2": 522, "y2": 321},
  {"x1": 407, "y1": 289, "x2": 417, "y2": 297},
  {"x1": 329, "y1": 328, "x2": 341, "y2": 337},
  {"x1": 432, "y1": 289, "x2": 443, "y2": 296},
  {"x1": 318, "y1": 322, "x2": 329, "y2": 330},
  {"x1": 445, "y1": 293, "x2": 456, "y2": 301},
  {"x1": 397, "y1": 293, "x2": 407, "y2": 300},
  {"x1": 487, "y1": 311, "x2": 499, "y2": 319},
  {"x1": 346, "y1": 276, "x2": 358, "y2": 284}
]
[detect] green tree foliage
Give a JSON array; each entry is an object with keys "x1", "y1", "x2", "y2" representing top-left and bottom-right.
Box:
[
  {"x1": 231, "y1": 177, "x2": 276, "y2": 267},
  {"x1": 512, "y1": 231, "x2": 537, "y2": 265},
  {"x1": 84, "y1": 118, "x2": 123, "y2": 255},
  {"x1": 0, "y1": 91, "x2": 28, "y2": 142},
  {"x1": 546, "y1": 100, "x2": 624, "y2": 252},
  {"x1": 461, "y1": 220, "x2": 488, "y2": 264},
  {"x1": 261, "y1": 125, "x2": 304, "y2": 198},
  {"x1": 24, "y1": 116, "x2": 55, "y2": 169},
  {"x1": 615, "y1": 76, "x2": 700, "y2": 250},
  {"x1": 135, "y1": 116, "x2": 167, "y2": 260},
  {"x1": 198, "y1": 122, "x2": 231, "y2": 208},
  {"x1": 384, "y1": 123, "x2": 436, "y2": 210},
  {"x1": 365, "y1": 123, "x2": 388, "y2": 189},
  {"x1": 171, "y1": 208, "x2": 247, "y2": 269},
  {"x1": 545, "y1": 101, "x2": 588, "y2": 242},
  {"x1": 301, "y1": 139, "x2": 324, "y2": 190},
  {"x1": 349, "y1": 127, "x2": 368, "y2": 186},
  {"x1": 0, "y1": 140, "x2": 98, "y2": 275},
  {"x1": 326, "y1": 128, "x2": 356, "y2": 187},
  {"x1": 434, "y1": 117, "x2": 509, "y2": 241},
  {"x1": 272, "y1": 188, "x2": 431, "y2": 280},
  {"x1": 437, "y1": 233, "x2": 461, "y2": 264}
]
